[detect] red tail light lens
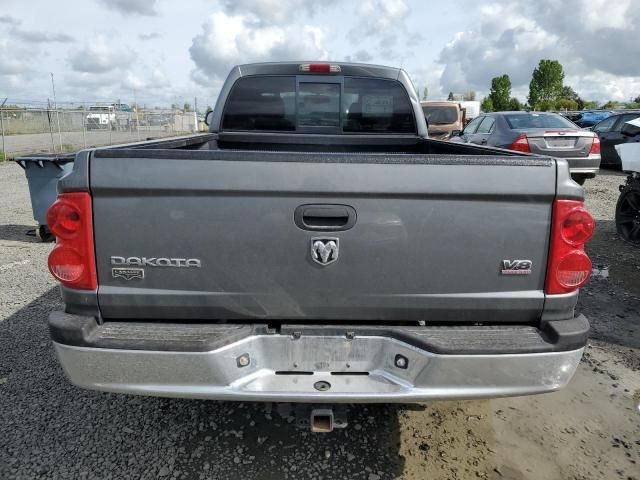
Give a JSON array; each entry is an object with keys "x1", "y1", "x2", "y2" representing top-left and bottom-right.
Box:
[
  {"x1": 47, "y1": 201, "x2": 82, "y2": 238},
  {"x1": 561, "y1": 208, "x2": 595, "y2": 245},
  {"x1": 589, "y1": 135, "x2": 600, "y2": 154},
  {"x1": 545, "y1": 200, "x2": 594, "y2": 294},
  {"x1": 510, "y1": 134, "x2": 530, "y2": 153},
  {"x1": 47, "y1": 192, "x2": 97, "y2": 290}
]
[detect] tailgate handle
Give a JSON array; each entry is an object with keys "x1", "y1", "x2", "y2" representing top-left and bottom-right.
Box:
[{"x1": 295, "y1": 204, "x2": 357, "y2": 231}]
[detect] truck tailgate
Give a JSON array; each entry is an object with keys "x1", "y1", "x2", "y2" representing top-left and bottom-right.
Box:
[{"x1": 90, "y1": 151, "x2": 555, "y2": 323}]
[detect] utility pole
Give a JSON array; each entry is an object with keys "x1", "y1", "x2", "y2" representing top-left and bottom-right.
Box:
[
  {"x1": 51, "y1": 73, "x2": 63, "y2": 152},
  {"x1": 194, "y1": 96, "x2": 199, "y2": 132},
  {"x1": 133, "y1": 88, "x2": 140, "y2": 141},
  {"x1": 0, "y1": 98, "x2": 7, "y2": 161},
  {"x1": 47, "y1": 98, "x2": 56, "y2": 152}
]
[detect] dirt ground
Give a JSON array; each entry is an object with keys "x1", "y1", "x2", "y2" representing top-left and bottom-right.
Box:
[
  {"x1": 0, "y1": 163, "x2": 638, "y2": 480},
  {"x1": 398, "y1": 171, "x2": 640, "y2": 480}
]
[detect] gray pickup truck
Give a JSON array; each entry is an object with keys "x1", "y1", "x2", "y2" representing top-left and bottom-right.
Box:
[{"x1": 46, "y1": 62, "x2": 593, "y2": 429}]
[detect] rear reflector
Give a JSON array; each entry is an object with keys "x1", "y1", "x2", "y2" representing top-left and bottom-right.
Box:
[
  {"x1": 555, "y1": 252, "x2": 592, "y2": 288},
  {"x1": 510, "y1": 134, "x2": 530, "y2": 153},
  {"x1": 299, "y1": 63, "x2": 341, "y2": 73},
  {"x1": 589, "y1": 135, "x2": 601, "y2": 154},
  {"x1": 545, "y1": 200, "x2": 594, "y2": 294},
  {"x1": 47, "y1": 192, "x2": 97, "y2": 290}
]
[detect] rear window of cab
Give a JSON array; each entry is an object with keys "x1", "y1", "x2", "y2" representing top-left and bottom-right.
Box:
[
  {"x1": 221, "y1": 75, "x2": 416, "y2": 134},
  {"x1": 505, "y1": 113, "x2": 576, "y2": 129}
]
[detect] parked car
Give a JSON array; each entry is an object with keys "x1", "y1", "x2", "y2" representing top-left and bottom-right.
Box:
[
  {"x1": 614, "y1": 123, "x2": 640, "y2": 245},
  {"x1": 420, "y1": 100, "x2": 465, "y2": 139},
  {"x1": 592, "y1": 111, "x2": 640, "y2": 168},
  {"x1": 574, "y1": 110, "x2": 612, "y2": 129},
  {"x1": 451, "y1": 111, "x2": 601, "y2": 184},
  {"x1": 41, "y1": 62, "x2": 592, "y2": 431}
]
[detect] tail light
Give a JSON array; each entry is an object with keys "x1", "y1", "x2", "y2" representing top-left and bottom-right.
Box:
[
  {"x1": 47, "y1": 192, "x2": 97, "y2": 290},
  {"x1": 298, "y1": 63, "x2": 341, "y2": 73},
  {"x1": 510, "y1": 134, "x2": 530, "y2": 153},
  {"x1": 589, "y1": 135, "x2": 600, "y2": 154},
  {"x1": 545, "y1": 200, "x2": 595, "y2": 294}
]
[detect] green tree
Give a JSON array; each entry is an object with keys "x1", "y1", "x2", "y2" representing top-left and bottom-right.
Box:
[
  {"x1": 555, "y1": 98, "x2": 579, "y2": 111},
  {"x1": 634, "y1": 95, "x2": 640, "y2": 104},
  {"x1": 601, "y1": 100, "x2": 620, "y2": 109},
  {"x1": 508, "y1": 97, "x2": 522, "y2": 111},
  {"x1": 480, "y1": 97, "x2": 494, "y2": 113},
  {"x1": 558, "y1": 85, "x2": 584, "y2": 110},
  {"x1": 447, "y1": 91, "x2": 454, "y2": 101},
  {"x1": 183, "y1": 103, "x2": 192, "y2": 112},
  {"x1": 488, "y1": 74, "x2": 512, "y2": 111},
  {"x1": 536, "y1": 100, "x2": 557, "y2": 112},
  {"x1": 528, "y1": 59, "x2": 565, "y2": 109},
  {"x1": 583, "y1": 100, "x2": 599, "y2": 110},
  {"x1": 422, "y1": 87, "x2": 428, "y2": 101}
]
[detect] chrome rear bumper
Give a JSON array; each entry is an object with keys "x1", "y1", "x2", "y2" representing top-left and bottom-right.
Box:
[
  {"x1": 53, "y1": 334, "x2": 584, "y2": 403},
  {"x1": 565, "y1": 154, "x2": 600, "y2": 176}
]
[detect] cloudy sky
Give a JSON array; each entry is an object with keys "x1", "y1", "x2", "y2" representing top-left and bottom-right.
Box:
[{"x1": 0, "y1": 0, "x2": 638, "y2": 108}]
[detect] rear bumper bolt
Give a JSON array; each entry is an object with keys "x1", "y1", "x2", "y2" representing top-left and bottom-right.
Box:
[
  {"x1": 237, "y1": 354, "x2": 250, "y2": 368},
  {"x1": 394, "y1": 354, "x2": 408, "y2": 369}
]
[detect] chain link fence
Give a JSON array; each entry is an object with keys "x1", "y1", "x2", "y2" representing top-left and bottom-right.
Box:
[{"x1": 0, "y1": 107, "x2": 200, "y2": 160}]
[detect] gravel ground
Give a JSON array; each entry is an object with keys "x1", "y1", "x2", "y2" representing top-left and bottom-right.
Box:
[{"x1": 0, "y1": 162, "x2": 638, "y2": 480}]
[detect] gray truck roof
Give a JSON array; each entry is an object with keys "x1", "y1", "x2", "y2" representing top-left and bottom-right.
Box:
[{"x1": 233, "y1": 61, "x2": 405, "y2": 79}]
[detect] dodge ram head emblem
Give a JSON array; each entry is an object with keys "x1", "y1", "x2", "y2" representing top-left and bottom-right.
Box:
[{"x1": 311, "y1": 238, "x2": 339, "y2": 266}]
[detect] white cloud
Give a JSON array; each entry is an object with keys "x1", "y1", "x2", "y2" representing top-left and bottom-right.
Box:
[
  {"x1": 189, "y1": 11, "x2": 328, "y2": 85},
  {"x1": 0, "y1": 0, "x2": 636, "y2": 108},
  {"x1": 0, "y1": 15, "x2": 20, "y2": 25},
  {"x1": 345, "y1": 50, "x2": 373, "y2": 63},
  {"x1": 352, "y1": 0, "x2": 409, "y2": 38},
  {"x1": 121, "y1": 67, "x2": 170, "y2": 91},
  {"x1": 11, "y1": 28, "x2": 74, "y2": 43},
  {"x1": 575, "y1": 0, "x2": 632, "y2": 32},
  {"x1": 0, "y1": 39, "x2": 31, "y2": 75},
  {"x1": 437, "y1": 0, "x2": 640, "y2": 101},
  {"x1": 139, "y1": 32, "x2": 161, "y2": 41},
  {"x1": 68, "y1": 35, "x2": 135, "y2": 73},
  {"x1": 220, "y1": 0, "x2": 329, "y2": 25},
  {"x1": 98, "y1": 0, "x2": 158, "y2": 16},
  {"x1": 347, "y1": 0, "x2": 419, "y2": 61}
]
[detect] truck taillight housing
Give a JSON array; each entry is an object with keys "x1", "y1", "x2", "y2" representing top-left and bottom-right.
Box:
[
  {"x1": 589, "y1": 135, "x2": 601, "y2": 154},
  {"x1": 510, "y1": 134, "x2": 530, "y2": 153},
  {"x1": 545, "y1": 200, "x2": 595, "y2": 294},
  {"x1": 47, "y1": 192, "x2": 97, "y2": 290}
]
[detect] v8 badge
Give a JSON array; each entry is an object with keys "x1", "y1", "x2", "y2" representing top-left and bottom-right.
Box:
[{"x1": 501, "y1": 260, "x2": 532, "y2": 275}]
